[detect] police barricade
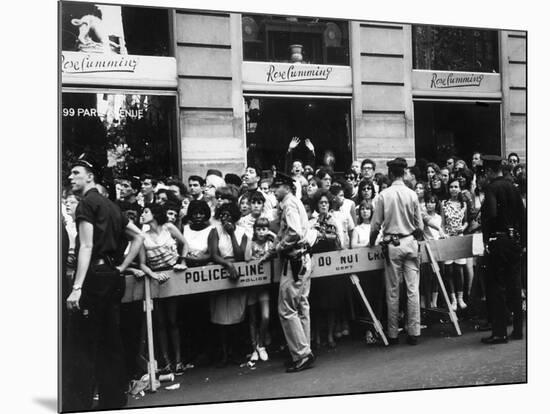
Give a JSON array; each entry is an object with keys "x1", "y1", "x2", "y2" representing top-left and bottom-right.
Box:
[{"x1": 121, "y1": 234, "x2": 484, "y2": 389}]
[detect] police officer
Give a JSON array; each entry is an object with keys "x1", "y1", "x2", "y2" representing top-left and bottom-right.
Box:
[
  {"x1": 272, "y1": 172, "x2": 315, "y2": 372},
  {"x1": 480, "y1": 155, "x2": 526, "y2": 344},
  {"x1": 369, "y1": 158, "x2": 424, "y2": 345},
  {"x1": 62, "y1": 154, "x2": 144, "y2": 411}
]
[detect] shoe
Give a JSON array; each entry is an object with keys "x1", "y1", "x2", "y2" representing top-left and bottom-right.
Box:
[
  {"x1": 475, "y1": 323, "x2": 492, "y2": 332},
  {"x1": 388, "y1": 337, "x2": 399, "y2": 345},
  {"x1": 342, "y1": 329, "x2": 350, "y2": 337},
  {"x1": 257, "y1": 346, "x2": 269, "y2": 361},
  {"x1": 406, "y1": 335, "x2": 419, "y2": 346},
  {"x1": 458, "y1": 298, "x2": 468, "y2": 310},
  {"x1": 450, "y1": 301, "x2": 457, "y2": 312},
  {"x1": 334, "y1": 331, "x2": 342, "y2": 339},
  {"x1": 174, "y1": 362, "x2": 185, "y2": 376},
  {"x1": 286, "y1": 353, "x2": 315, "y2": 373},
  {"x1": 249, "y1": 350, "x2": 259, "y2": 362},
  {"x1": 157, "y1": 363, "x2": 173, "y2": 375},
  {"x1": 510, "y1": 331, "x2": 523, "y2": 340},
  {"x1": 481, "y1": 335, "x2": 508, "y2": 344}
]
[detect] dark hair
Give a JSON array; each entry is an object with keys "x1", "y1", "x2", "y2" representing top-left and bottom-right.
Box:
[
  {"x1": 311, "y1": 189, "x2": 334, "y2": 213},
  {"x1": 141, "y1": 174, "x2": 158, "y2": 187},
  {"x1": 166, "y1": 179, "x2": 188, "y2": 196},
  {"x1": 336, "y1": 178, "x2": 354, "y2": 199},
  {"x1": 186, "y1": 199, "x2": 211, "y2": 221},
  {"x1": 415, "y1": 180, "x2": 428, "y2": 193},
  {"x1": 164, "y1": 201, "x2": 181, "y2": 213},
  {"x1": 409, "y1": 165, "x2": 421, "y2": 179},
  {"x1": 188, "y1": 175, "x2": 206, "y2": 187},
  {"x1": 119, "y1": 176, "x2": 141, "y2": 192},
  {"x1": 344, "y1": 168, "x2": 358, "y2": 180},
  {"x1": 424, "y1": 192, "x2": 440, "y2": 211},
  {"x1": 508, "y1": 152, "x2": 520, "y2": 163},
  {"x1": 215, "y1": 186, "x2": 239, "y2": 203},
  {"x1": 376, "y1": 175, "x2": 390, "y2": 189},
  {"x1": 357, "y1": 179, "x2": 377, "y2": 203},
  {"x1": 425, "y1": 162, "x2": 441, "y2": 178},
  {"x1": 224, "y1": 173, "x2": 242, "y2": 188},
  {"x1": 156, "y1": 188, "x2": 180, "y2": 205},
  {"x1": 246, "y1": 165, "x2": 262, "y2": 178},
  {"x1": 447, "y1": 179, "x2": 466, "y2": 207},
  {"x1": 357, "y1": 200, "x2": 373, "y2": 224},
  {"x1": 329, "y1": 182, "x2": 344, "y2": 197},
  {"x1": 215, "y1": 201, "x2": 241, "y2": 222},
  {"x1": 315, "y1": 167, "x2": 333, "y2": 181},
  {"x1": 249, "y1": 191, "x2": 266, "y2": 204},
  {"x1": 253, "y1": 216, "x2": 270, "y2": 230},
  {"x1": 455, "y1": 168, "x2": 474, "y2": 189},
  {"x1": 388, "y1": 163, "x2": 405, "y2": 178},
  {"x1": 361, "y1": 158, "x2": 376, "y2": 170},
  {"x1": 145, "y1": 203, "x2": 167, "y2": 225}
]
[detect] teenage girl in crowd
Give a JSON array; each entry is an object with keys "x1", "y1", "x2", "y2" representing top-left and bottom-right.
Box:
[
  {"x1": 441, "y1": 179, "x2": 469, "y2": 311},
  {"x1": 139, "y1": 203, "x2": 189, "y2": 375}
]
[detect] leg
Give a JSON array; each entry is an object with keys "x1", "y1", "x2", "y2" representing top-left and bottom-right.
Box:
[
  {"x1": 165, "y1": 297, "x2": 182, "y2": 365},
  {"x1": 455, "y1": 264, "x2": 467, "y2": 309},
  {"x1": 154, "y1": 300, "x2": 171, "y2": 368},
  {"x1": 258, "y1": 299, "x2": 270, "y2": 348},
  {"x1": 278, "y1": 262, "x2": 312, "y2": 362},
  {"x1": 385, "y1": 247, "x2": 402, "y2": 339}
]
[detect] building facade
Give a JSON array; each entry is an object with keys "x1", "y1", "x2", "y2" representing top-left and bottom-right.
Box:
[{"x1": 60, "y1": 2, "x2": 527, "y2": 181}]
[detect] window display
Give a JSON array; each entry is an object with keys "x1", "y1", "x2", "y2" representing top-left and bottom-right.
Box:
[
  {"x1": 61, "y1": 92, "x2": 178, "y2": 189},
  {"x1": 413, "y1": 25, "x2": 499, "y2": 73}
]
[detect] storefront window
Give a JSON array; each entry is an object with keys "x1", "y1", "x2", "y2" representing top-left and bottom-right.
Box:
[
  {"x1": 413, "y1": 25, "x2": 499, "y2": 73},
  {"x1": 61, "y1": 92, "x2": 178, "y2": 189},
  {"x1": 246, "y1": 97, "x2": 352, "y2": 173},
  {"x1": 61, "y1": 1, "x2": 171, "y2": 56},
  {"x1": 414, "y1": 101, "x2": 501, "y2": 165},
  {"x1": 242, "y1": 15, "x2": 349, "y2": 66}
]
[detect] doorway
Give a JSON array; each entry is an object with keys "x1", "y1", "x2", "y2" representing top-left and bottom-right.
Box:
[
  {"x1": 245, "y1": 97, "x2": 352, "y2": 174},
  {"x1": 414, "y1": 100, "x2": 501, "y2": 165}
]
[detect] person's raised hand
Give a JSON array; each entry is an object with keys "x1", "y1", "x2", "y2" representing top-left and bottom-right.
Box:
[
  {"x1": 304, "y1": 138, "x2": 315, "y2": 153},
  {"x1": 288, "y1": 136, "x2": 300, "y2": 151}
]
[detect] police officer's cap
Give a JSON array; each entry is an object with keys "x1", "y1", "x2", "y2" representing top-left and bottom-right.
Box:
[
  {"x1": 481, "y1": 154, "x2": 503, "y2": 169},
  {"x1": 72, "y1": 153, "x2": 99, "y2": 176},
  {"x1": 272, "y1": 172, "x2": 295, "y2": 188},
  {"x1": 386, "y1": 157, "x2": 408, "y2": 169}
]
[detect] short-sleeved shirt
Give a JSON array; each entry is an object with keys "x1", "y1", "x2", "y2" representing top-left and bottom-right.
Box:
[
  {"x1": 277, "y1": 193, "x2": 309, "y2": 250},
  {"x1": 371, "y1": 180, "x2": 423, "y2": 237},
  {"x1": 75, "y1": 188, "x2": 128, "y2": 263}
]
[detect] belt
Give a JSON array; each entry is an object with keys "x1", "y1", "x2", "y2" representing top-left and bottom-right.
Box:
[{"x1": 383, "y1": 233, "x2": 412, "y2": 239}]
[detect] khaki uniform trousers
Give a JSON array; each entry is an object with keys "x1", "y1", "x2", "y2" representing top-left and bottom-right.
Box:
[
  {"x1": 278, "y1": 254, "x2": 312, "y2": 361},
  {"x1": 384, "y1": 235, "x2": 421, "y2": 338}
]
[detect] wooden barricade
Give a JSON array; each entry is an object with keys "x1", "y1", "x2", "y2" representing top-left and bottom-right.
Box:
[{"x1": 122, "y1": 234, "x2": 484, "y2": 371}]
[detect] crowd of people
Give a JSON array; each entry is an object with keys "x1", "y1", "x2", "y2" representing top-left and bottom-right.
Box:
[{"x1": 60, "y1": 144, "x2": 527, "y2": 411}]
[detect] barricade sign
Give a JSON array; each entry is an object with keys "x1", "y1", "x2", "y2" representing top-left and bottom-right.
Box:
[{"x1": 121, "y1": 235, "x2": 480, "y2": 303}]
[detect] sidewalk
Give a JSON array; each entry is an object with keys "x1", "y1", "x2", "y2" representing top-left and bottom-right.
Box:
[{"x1": 125, "y1": 322, "x2": 526, "y2": 409}]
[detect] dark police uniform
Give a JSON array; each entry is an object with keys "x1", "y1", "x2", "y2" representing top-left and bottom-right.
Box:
[
  {"x1": 481, "y1": 156, "x2": 526, "y2": 341},
  {"x1": 63, "y1": 187, "x2": 129, "y2": 411}
]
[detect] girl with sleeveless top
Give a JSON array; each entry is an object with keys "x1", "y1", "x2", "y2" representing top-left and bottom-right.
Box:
[
  {"x1": 207, "y1": 202, "x2": 251, "y2": 367},
  {"x1": 139, "y1": 204, "x2": 189, "y2": 375}
]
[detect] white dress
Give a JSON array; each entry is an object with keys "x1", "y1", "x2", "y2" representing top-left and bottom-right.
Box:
[{"x1": 209, "y1": 223, "x2": 249, "y2": 325}]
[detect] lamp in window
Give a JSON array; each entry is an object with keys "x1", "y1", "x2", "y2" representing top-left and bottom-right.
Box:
[
  {"x1": 324, "y1": 22, "x2": 342, "y2": 47},
  {"x1": 289, "y1": 44, "x2": 304, "y2": 63},
  {"x1": 242, "y1": 17, "x2": 259, "y2": 42}
]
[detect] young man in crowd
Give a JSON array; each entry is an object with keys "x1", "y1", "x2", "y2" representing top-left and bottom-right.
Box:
[
  {"x1": 360, "y1": 158, "x2": 376, "y2": 182},
  {"x1": 166, "y1": 178, "x2": 187, "y2": 201},
  {"x1": 440, "y1": 167, "x2": 451, "y2": 186},
  {"x1": 188, "y1": 175, "x2": 205, "y2": 201},
  {"x1": 140, "y1": 174, "x2": 157, "y2": 205},
  {"x1": 116, "y1": 176, "x2": 142, "y2": 225},
  {"x1": 63, "y1": 154, "x2": 144, "y2": 411}
]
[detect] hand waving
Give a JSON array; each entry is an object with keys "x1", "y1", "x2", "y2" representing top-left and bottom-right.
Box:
[
  {"x1": 288, "y1": 136, "x2": 300, "y2": 151},
  {"x1": 304, "y1": 138, "x2": 315, "y2": 153}
]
